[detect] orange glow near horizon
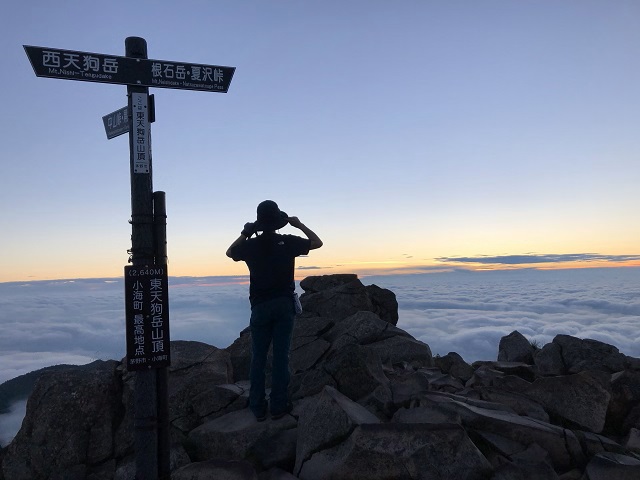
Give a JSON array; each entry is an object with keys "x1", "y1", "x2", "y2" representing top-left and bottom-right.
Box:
[{"x1": 2, "y1": 256, "x2": 639, "y2": 284}]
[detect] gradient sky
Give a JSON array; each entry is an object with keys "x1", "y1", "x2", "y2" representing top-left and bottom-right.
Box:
[{"x1": 1, "y1": 1, "x2": 639, "y2": 282}]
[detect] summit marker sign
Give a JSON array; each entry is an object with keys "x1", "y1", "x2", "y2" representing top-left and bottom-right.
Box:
[{"x1": 24, "y1": 45, "x2": 235, "y2": 92}]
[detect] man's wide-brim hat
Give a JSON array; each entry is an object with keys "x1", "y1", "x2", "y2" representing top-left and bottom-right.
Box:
[{"x1": 255, "y1": 200, "x2": 288, "y2": 231}]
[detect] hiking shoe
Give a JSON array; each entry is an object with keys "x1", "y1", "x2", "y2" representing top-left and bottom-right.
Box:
[
  {"x1": 252, "y1": 405, "x2": 268, "y2": 422},
  {"x1": 271, "y1": 403, "x2": 293, "y2": 420}
]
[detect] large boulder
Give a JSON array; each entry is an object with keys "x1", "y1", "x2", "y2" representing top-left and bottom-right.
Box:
[
  {"x1": 605, "y1": 370, "x2": 640, "y2": 435},
  {"x1": 299, "y1": 275, "x2": 398, "y2": 325},
  {"x1": 187, "y1": 408, "x2": 297, "y2": 462},
  {"x1": 1, "y1": 361, "x2": 122, "y2": 480},
  {"x1": 582, "y1": 452, "x2": 640, "y2": 480},
  {"x1": 298, "y1": 423, "x2": 493, "y2": 480},
  {"x1": 552, "y1": 335, "x2": 627, "y2": 374},
  {"x1": 294, "y1": 386, "x2": 380, "y2": 475},
  {"x1": 498, "y1": 330, "x2": 535, "y2": 364},
  {"x1": 521, "y1": 371, "x2": 611, "y2": 433}
]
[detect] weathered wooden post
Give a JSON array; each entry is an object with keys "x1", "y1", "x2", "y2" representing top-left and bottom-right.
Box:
[
  {"x1": 153, "y1": 191, "x2": 170, "y2": 479},
  {"x1": 126, "y1": 36, "x2": 159, "y2": 479}
]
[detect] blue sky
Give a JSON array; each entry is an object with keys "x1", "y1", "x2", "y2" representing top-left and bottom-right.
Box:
[{"x1": 1, "y1": 1, "x2": 639, "y2": 282}]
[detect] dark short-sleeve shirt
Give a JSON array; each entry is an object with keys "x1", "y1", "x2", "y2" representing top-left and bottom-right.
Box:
[{"x1": 229, "y1": 233, "x2": 310, "y2": 306}]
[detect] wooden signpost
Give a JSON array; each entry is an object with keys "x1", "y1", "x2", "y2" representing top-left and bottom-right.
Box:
[{"x1": 25, "y1": 37, "x2": 235, "y2": 480}]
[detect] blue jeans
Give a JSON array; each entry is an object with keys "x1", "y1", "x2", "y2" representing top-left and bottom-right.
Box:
[{"x1": 249, "y1": 296, "x2": 295, "y2": 416}]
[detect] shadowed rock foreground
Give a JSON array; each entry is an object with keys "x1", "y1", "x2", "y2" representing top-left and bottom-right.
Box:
[{"x1": 1, "y1": 274, "x2": 639, "y2": 479}]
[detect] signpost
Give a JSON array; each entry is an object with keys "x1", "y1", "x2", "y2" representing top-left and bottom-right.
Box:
[
  {"x1": 25, "y1": 37, "x2": 235, "y2": 480},
  {"x1": 102, "y1": 105, "x2": 129, "y2": 139},
  {"x1": 24, "y1": 45, "x2": 235, "y2": 92}
]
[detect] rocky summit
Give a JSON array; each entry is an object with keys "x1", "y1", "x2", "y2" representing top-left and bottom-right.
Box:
[{"x1": 1, "y1": 274, "x2": 640, "y2": 480}]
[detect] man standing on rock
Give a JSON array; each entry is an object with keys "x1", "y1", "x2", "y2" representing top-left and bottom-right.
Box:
[{"x1": 226, "y1": 200, "x2": 323, "y2": 421}]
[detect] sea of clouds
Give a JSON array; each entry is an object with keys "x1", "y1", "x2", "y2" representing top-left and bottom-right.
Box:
[{"x1": 1, "y1": 267, "x2": 639, "y2": 445}]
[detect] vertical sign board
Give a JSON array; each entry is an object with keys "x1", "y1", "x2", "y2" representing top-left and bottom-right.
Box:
[
  {"x1": 131, "y1": 92, "x2": 150, "y2": 174},
  {"x1": 125, "y1": 265, "x2": 170, "y2": 370}
]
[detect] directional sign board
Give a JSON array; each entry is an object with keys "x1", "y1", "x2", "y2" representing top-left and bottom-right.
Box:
[
  {"x1": 24, "y1": 45, "x2": 235, "y2": 92},
  {"x1": 102, "y1": 105, "x2": 129, "y2": 139}
]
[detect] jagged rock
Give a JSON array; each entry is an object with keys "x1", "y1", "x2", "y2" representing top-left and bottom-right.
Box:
[
  {"x1": 421, "y1": 370, "x2": 465, "y2": 393},
  {"x1": 553, "y1": 335, "x2": 627, "y2": 374},
  {"x1": 365, "y1": 284, "x2": 399, "y2": 325},
  {"x1": 391, "y1": 404, "x2": 461, "y2": 425},
  {"x1": 294, "y1": 386, "x2": 380, "y2": 475},
  {"x1": 290, "y1": 368, "x2": 337, "y2": 400},
  {"x1": 323, "y1": 311, "x2": 408, "y2": 352},
  {"x1": 299, "y1": 276, "x2": 375, "y2": 321},
  {"x1": 1, "y1": 360, "x2": 121, "y2": 480},
  {"x1": 472, "y1": 361, "x2": 536, "y2": 382},
  {"x1": 521, "y1": 371, "x2": 611, "y2": 433},
  {"x1": 171, "y1": 459, "x2": 259, "y2": 480},
  {"x1": 363, "y1": 335, "x2": 433, "y2": 369},
  {"x1": 434, "y1": 352, "x2": 475, "y2": 383},
  {"x1": 498, "y1": 330, "x2": 535, "y2": 364},
  {"x1": 187, "y1": 408, "x2": 297, "y2": 462},
  {"x1": 290, "y1": 338, "x2": 331, "y2": 374},
  {"x1": 165, "y1": 341, "x2": 234, "y2": 434},
  {"x1": 323, "y1": 344, "x2": 390, "y2": 405},
  {"x1": 433, "y1": 397, "x2": 586, "y2": 471},
  {"x1": 114, "y1": 444, "x2": 190, "y2": 480},
  {"x1": 299, "y1": 274, "x2": 358, "y2": 293},
  {"x1": 291, "y1": 315, "x2": 334, "y2": 350},
  {"x1": 299, "y1": 275, "x2": 399, "y2": 326},
  {"x1": 605, "y1": 370, "x2": 640, "y2": 435},
  {"x1": 247, "y1": 427, "x2": 297, "y2": 472},
  {"x1": 572, "y1": 430, "x2": 627, "y2": 459},
  {"x1": 388, "y1": 370, "x2": 430, "y2": 407},
  {"x1": 623, "y1": 404, "x2": 640, "y2": 434},
  {"x1": 624, "y1": 428, "x2": 640, "y2": 452},
  {"x1": 226, "y1": 327, "x2": 252, "y2": 382},
  {"x1": 582, "y1": 452, "x2": 640, "y2": 480},
  {"x1": 488, "y1": 442, "x2": 559, "y2": 479},
  {"x1": 477, "y1": 387, "x2": 550, "y2": 422},
  {"x1": 193, "y1": 383, "x2": 248, "y2": 421},
  {"x1": 298, "y1": 423, "x2": 492, "y2": 480},
  {"x1": 465, "y1": 365, "x2": 505, "y2": 388},
  {"x1": 535, "y1": 342, "x2": 565, "y2": 376}
]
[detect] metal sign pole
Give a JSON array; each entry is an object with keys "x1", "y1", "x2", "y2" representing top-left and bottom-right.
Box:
[{"x1": 126, "y1": 36, "x2": 158, "y2": 480}]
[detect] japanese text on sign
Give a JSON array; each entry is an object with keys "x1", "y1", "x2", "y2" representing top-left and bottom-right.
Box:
[
  {"x1": 131, "y1": 92, "x2": 149, "y2": 174},
  {"x1": 125, "y1": 266, "x2": 170, "y2": 370},
  {"x1": 41, "y1": 49, "x2": 120, "y2": 80},
  {"x1": 24, "y1": 45, "x2": 235, "y2": 93},
  {"x1": 150, "y1": 61, "x2": 226, "y2": 91},
  {"x1": 102, "y1": 105, "x2": 129, "y2": 139}
]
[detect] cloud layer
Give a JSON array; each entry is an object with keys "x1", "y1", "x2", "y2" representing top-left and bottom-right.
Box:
[
  {"x1": 1, "y1": 267, "x2": 639, "y2": 445},
  {"x1": 366, "y1": 267, "x2": 640, "y2": 362},
  {"x1": 1, "y1": 268, "x2": 638, "y2": 383}
]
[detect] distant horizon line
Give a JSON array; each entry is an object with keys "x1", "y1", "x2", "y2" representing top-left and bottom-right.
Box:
[{"x1": 2, "y1": 263, "x2": 639, "y2": 286}]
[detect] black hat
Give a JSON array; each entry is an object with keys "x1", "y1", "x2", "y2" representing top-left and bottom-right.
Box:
[{"x1": 255, "y1": 200, "x2": 288, "y2": 231}]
